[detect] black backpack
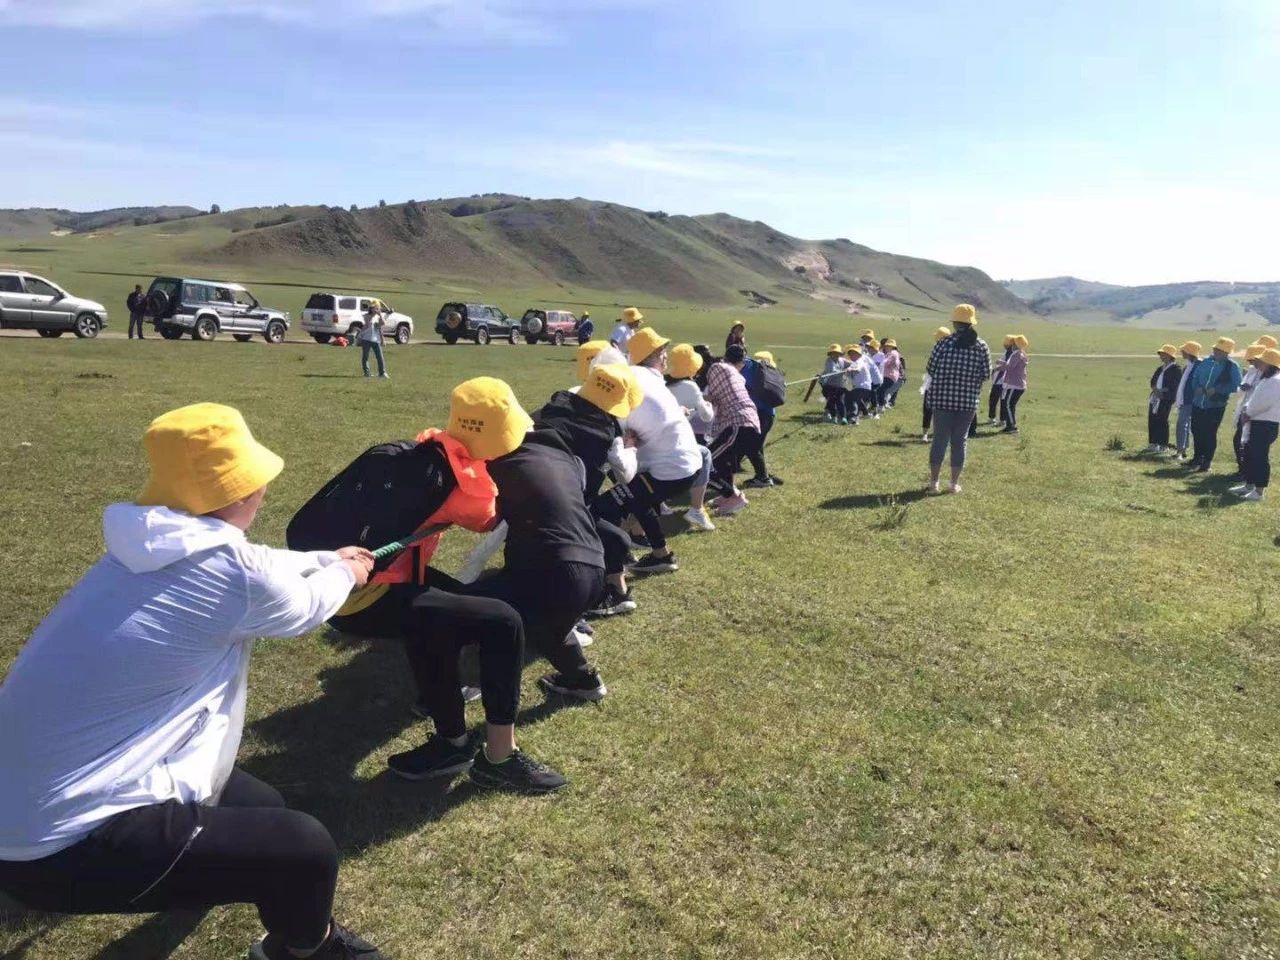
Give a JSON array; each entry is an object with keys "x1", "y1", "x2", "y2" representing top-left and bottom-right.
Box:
[
  {"x1": 286, "y1": 440, "x2": 457, "y2": 561},
  {"x1": 757, "y1": 362, "x2": 788, "y2": 407}
]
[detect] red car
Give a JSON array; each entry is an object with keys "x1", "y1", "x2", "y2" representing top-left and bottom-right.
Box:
[{"x1": 520, "y1": 308, "x2": 580, "y2": 345}]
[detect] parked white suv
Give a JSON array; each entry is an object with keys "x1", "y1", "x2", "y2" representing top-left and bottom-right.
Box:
[{"x1": 301, "y1": 293, "x2": 413, "y2": 345}]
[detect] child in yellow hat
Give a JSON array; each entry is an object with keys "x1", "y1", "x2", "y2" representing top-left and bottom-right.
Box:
[
  {"x1": 1171, "y1": 342, "x2": 1204, "y2": 460},
  {"x1": 1233, "y1": 347, "x2": 1280, "y2": 500},
  {"x1": 1230, "y1": 343, "x2": 1271, "y2": 474},
  {"x1": 815, "y1": 343, "x2": 851, "y2": 423},
  {"x1": 0, "y1": 403, "x2": 392, "y2": 960},
  {"x1": 1145, "y1": 344, "x2": 1184, "y2": 454},
  {"x1": 666, "y1": 344, "x2": 717, "y2": 532}
]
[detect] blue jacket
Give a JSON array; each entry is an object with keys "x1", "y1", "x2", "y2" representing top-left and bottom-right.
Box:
[
  {"x1": 742, "y1": 359, "x2": 775, "y2": 415},
  {"x1": 1188, "y1": 355, "x2": 1242, "y2": 410}
]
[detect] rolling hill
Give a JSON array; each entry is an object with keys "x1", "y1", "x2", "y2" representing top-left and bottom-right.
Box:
[
  {"x1": 1, "y1": 195, "x2": 1025, "y2": 318},
  {"x1": 1002, "y1": 275, "x2": 1280, "y2": 330},
  {"x1": 0, "y1": 205, "x2": 204, "y2": 238}
]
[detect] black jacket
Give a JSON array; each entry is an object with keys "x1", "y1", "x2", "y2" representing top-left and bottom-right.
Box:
[
  {"x1": 531, "y1": 390, "x2": 620, "y2": 487},
  {"x1": 1150, "y1": 362, "x2": 1183, "y2": 401},
  {"x1": 486, "y1": 429, "x2": 605, "y2": 571},
  {"x1": 126, "y1": 291, "x2": 145, "y2": 314}
]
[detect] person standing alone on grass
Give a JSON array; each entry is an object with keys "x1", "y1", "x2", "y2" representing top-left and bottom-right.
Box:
[
  {"x1": 0, "y1": 403, "x2": 391, "y2": 960},
  {"x1": 997, "y1": 335, "x2": 1029, "y2": 434},
  {"x1": 1232, "y1": 347, "x2": 1280, "y2": 501},
  {"x1": 1145, "y1": 344, "x2": 1183, "y2": 455},
  {"x1": 1186, "y1": 337, "x2": 1242, "y2": 473},
  {"x1": 126, "y1": 284, "x2": 146, "y2": 339},
  {"x1": 1172, "y1": 341, "x2": 1203, "y2": 460},
  {"x1": 925, "y1": 305, "x2": 990, "y2": 494},
  {"x1": 359, "y1": 300, "x2": 388, "y2": 379}
]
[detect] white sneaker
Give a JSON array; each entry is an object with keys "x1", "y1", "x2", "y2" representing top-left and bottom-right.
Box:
[
  {"x1": 1142, "y1": 444, "x2": 1159, "y2": 453},
  {"x1": 1229, "y1": 483, "x2": 1252, "y2": 495},
  {"x1": 872, "y1": 413, "x2": 881, "y2": 420},
  {"x1": 571, "y1": 627, "x2": 594, "y2": 647},
  {"x1": 714, "y1": 493, "x2": 749, "y2": 516},
  {"x1": 949, "y1": 483, "x2": 962, "y2": 495},
  {"x1": 921, "y1": 433, "x2": 930, "y2": 442},
  {"x1": 685, "y1": 508, "x2": 716, "y2": 531},
  {"x1": 927, "y1": 480, "x2": 941, "y2": 494},
  {"x1": 1241, "y1": 489, "x2": 1264, "y2": 501}
]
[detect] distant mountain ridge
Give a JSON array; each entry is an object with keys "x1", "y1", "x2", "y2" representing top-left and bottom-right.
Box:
[
  {"x1": 0, "y1": 206, "x2": 204, "y2": 238},
  {"x1": 1001, "y1": 275, "x2": 1280, "y2": 329}
]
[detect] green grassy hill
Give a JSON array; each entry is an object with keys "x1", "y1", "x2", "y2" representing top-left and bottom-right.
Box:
[
  {"x1": 0, "y1": 206, "x2": 203, "y2": 238},
  {"x1": 0, "y1": 196, "x2": 1024, "y2": 324},
  {"x1": 1003, "y1": 276, "x2": 1280, "y2": 331}
]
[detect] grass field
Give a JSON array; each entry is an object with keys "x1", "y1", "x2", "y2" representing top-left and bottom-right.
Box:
[{"x1": 3, "y1": 304, "x2": 1280, "y2": 960}]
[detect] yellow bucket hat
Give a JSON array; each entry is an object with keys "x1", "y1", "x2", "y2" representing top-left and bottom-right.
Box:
[
  {"x1": 1256, "y1": 335, "x2": 1278, "y2": 349},
  {"x1": 753, "y1": 350, "x2": 775, "y2": 367},
  {"x1": 1003, "y1": 334, "x2": 1015, "y2": 347},
  {"x1": 1157, "y1": 343, "x2": 1178, "y2": 358},
  {"x1": 952, "y1": 304, "x2": 977, "y2": 326},
  {"x1": 1215, "y1": 337, "x2": 1236, "y2": 353},
  {"x1": 628, "y1": 326, "x2": 670, "y2": 365},
  {"x1": 576, "y1": 340, "x2": 609, "y2": 382},
  {"x1": 138, "y1": 403, "x2": 284, "y2": 516},
  {"x1": 579, "y1": 363, "x2": 643, "y2": 419},
  {"x1": 1245, "y1": 343, "x2": 1267, "y2": 361},
  {"x1": 1180, "y1": 340, "x2": 1203, "y2": 358},
  {"x1": 669, "y1": 343, "x2": 704, "y2": 380},
  {"x1": 1013, "y1": 335, "x2": 1029, "y2": 350},
  {"x1": 446, "y1": 377, "x2": 533, "y2": 461},
  {"x1": 860, "y1": 329, "x2": 876, "y2": 340},
  {"x1": 827, "y1": 342, "x2": 843, "y2": 355},
  {"x1": 622, "y1": 306, "x2": 644, "y2": 326},
  {"x1": 845, "y1": 343, "x2": 863, "y2": 356},
  {"x1": 935, "y1": 326, "x2": 951, "y2": 341},
  {"x1": 1262, "y1": 347, "x2": 1280, "y2": 368},
  {"x1": 882, "y1": 339, "x2": 897, "y2": 350}
]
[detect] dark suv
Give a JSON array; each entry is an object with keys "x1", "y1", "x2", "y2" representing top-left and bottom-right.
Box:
[
  {"x1": 434, "y1": 302, "x2": 517, "y2": 345},
  {"x1": 520, "y1": 308, "x2": 580, "y2": 346},
  {"x1": 145, "y1": 277, "x2": 289, "y2": 343}
]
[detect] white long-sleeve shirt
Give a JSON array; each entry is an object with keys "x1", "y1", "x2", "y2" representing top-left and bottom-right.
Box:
[
  {"x1": 668, "y1": 378, "x2": 715, "y2": 437},
  {"x1": 0, "y1": 504, "x2": 355, "y2": 860},
  {"x1": 1242, "y1": 374, "x2": 1280, "y2": 423},
  {"x1": 1234, "y1": 366, "x2": 1260, "y2": 425},
  {"x1": 624, "y1": 366, "x2": 702, "y2": 480}
]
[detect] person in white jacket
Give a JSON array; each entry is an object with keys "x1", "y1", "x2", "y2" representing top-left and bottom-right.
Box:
[
  {"x1": 1232, "y1": 347, "x2": 1280, "y2": 501},
  {"x1": 0, "y1": 403, "x2": 386, "y2": 960}
]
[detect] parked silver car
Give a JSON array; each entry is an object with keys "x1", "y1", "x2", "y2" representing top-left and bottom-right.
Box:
[{"x1": 0, "y1": 270, "x2": 109, "y2": 338}]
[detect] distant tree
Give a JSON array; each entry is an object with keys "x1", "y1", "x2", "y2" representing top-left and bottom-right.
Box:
[
  {"x1": 210, "y1": 204, "x2": 221, "y2": 214},
  {"x1": 350, "y1": 204, "x2": 359, "y2": 213},
  {"x1": 378, "y1": 199, "x2": 387, "y2": 208}
]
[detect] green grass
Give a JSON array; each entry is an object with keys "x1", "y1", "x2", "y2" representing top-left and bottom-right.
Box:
[{"x1": 3, "y1": 306, "x2": 1280, "y2": 959}]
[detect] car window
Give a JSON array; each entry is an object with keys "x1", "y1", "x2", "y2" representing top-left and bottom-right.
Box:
[
  {"x1": 234, "y1": 289, "x2": 255, "y2": 306},
  {"x1": 489, "y1": 307, "x2": 506, "y2": 320},
  {"x1": 0, "y1": 275, "x2": 22, "y2": 293},
  {"x1": 214, "y1": 287, "x2": 235, "y2": 303},
  {"x1": 24, "y1": 277, "x2": 60, "y2": 298},
  {"x1": 341, "y1": 297, "x2": 359, "y2": 310},
  {"x1": 305, "y1": 293, "x2": 335, "y2": 310},
  {"x1": 185, "y1": 284, "x2": 209, "y2": 303}
]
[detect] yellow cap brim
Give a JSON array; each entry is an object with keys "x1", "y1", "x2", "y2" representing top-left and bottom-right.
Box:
[{"x1": 139, "y1": 437, "x2": 283, "y2": 516}]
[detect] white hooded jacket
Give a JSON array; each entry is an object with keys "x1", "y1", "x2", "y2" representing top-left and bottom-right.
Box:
[{"x1": 0, "y1": 504, "x2": 354, "y2": 861}]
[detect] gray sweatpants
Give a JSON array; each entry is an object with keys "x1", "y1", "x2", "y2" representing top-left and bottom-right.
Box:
[{"x1": 930, "y1": 409, "x2": 971, "y2": 472}]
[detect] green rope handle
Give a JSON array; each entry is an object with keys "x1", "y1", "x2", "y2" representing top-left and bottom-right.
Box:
[{"x1": 368, "y1": 523, "x2": 451, "y2": 561}]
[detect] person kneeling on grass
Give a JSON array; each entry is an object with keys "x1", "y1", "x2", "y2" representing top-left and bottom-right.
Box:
[
  {"x1": 593, "y1": 327, "x2": 703, "y2": 574},
  {"x1": 386, "y1": 378, "x2": 609, "y2": 789},
  {"x1": 1231, "y1": 347, "x2": 1280, "y2": 501},
  {"x1": 0, "y1": 403, "x2": 389, "y2": 960},
  {"x1": 704, "y1": 344, "x2": 762, "y2": 515}
]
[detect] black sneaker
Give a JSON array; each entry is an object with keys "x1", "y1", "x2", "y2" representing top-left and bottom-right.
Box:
[
  {"x1": 743, "y1": 477, "x2": 773, "y2": 489},
  {"x1": 387, "y1": 734, "x2": 476, "y2": 781},
  {"x1": 768, "y1": 475, "x2": 785, "y2": 486},
  {"x1": 629, "y1": 551, "x2": 678, "y2": 575},
  {"x1": 539, "y1": 668, "x2": 608, "y2": 702},
  {"x1": 586, "y1": 585, "x2": 637, "y2": 618},
  {"x1": 469, "y1": 748, "x2": 568, "y2": 794},
  {"x1": 252, "y1": 919, "x2": 384, "y2": 959}
]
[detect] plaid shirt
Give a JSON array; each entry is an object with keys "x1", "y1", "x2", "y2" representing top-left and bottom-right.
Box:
[
  {"x1": 925, "y1": 333, "x2": 991, "y2": 412},
  {"x1": 705, "y1": 361, "x2": 760, "y2": 435}
]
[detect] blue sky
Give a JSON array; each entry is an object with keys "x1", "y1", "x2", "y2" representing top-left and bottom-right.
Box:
[{"x1": 3, "y1": 0, "x2": 1278, "y2": 284}]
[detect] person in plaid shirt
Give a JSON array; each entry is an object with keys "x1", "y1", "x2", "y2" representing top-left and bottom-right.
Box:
[
  {"x1": 925, "y1": 305, "x2": 991, "y2": 494},
  {"x1": 704, "y1": 344, "x2": 761, "y2": 516}
]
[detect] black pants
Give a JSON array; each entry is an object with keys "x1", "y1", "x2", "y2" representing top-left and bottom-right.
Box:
[
  {"x1": 844, "y1": 387, "x2": 873, "y2": 419},
  {"x1": 1233, "y1": 421, "x2": 1246, "y2": 471},
  {"x1": 0, "y1": 769, "x2": 337, "y2": 951},
  {"x1": 595, "y1": 517, "x2": 632, "y2": 576},
  {"x1": 746, "y1": 409, "x2": 775, "y2": 479},
  {"x1": 1190, "y1": 405, "x2": 1227, "y2": 466},
  {"x1": 882, "y1": 378, "x2": 899, "y2": 407},
  {"x1": 821, "y1": 385, "x2": 844, "y2": 419},
  {"x1": 595, "y1": 471, "x2": 695, "y2": 551},
  {"x1": 922, "y1": 400, "x2": 933, "y2": 432},
  {"x1": 987, "y1": 382, "x2": 1002, "y2": 421},
  {"x1": 707, "y1": 425, "x2": 761, "y2": 497},
  {"x1": 1001, "y1": 388, "x2": 1025, "y2": 429},
  {"x1": 1242, "y1": 421, "x2": 1279, "y2": 489},
  {"x1": 127, "y1": 313, "x2": 146, "y2": 338},
  {"x1": 1148, "y1": 399, "x2": 1173, "y2": 446}
]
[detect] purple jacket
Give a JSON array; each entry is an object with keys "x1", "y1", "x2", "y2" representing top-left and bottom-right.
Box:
[{"x1": 997, "y1": 350, "x2": 1028, "y2": 390}]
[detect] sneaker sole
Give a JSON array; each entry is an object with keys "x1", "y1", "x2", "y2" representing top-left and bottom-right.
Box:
[
  {"x1": 630, "y1": 563, "x2": 678, "y2": 574},
  {"x1": 387, "y1": 758, "x2": 474, "y2": 782},
  {"x1": 539, "y1": 676, "x2": 609, "y2": 701},
  {"x1": 468, "y1": 767, "x2": 568, "y2": 794}
]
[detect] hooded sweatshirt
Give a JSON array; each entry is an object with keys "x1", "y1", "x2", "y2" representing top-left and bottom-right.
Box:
[{"x1": 0, "y1": 505, "x2": 354, "y2": 861}]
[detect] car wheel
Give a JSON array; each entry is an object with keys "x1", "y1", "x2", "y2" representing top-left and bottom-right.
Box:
[
  {"x1": 193, "y1": 316, "x2": 218, "y2": 341},
  {"x1": 264, "y1": 320, "x2": 287, "y2": 344},
  {"x1": 443, "y1": 333, "x2": 459, "y2": 345},
  {"x1": 552, "y1": 330, "x2": 565, "y2": 347},
  {"x1": 524, "y1": 336, "x2": 538, "y2": 345},
  {"x1": 73, "y1": 314, "x2": 101, "y2": 339},
  {"x1": 312, "y1": 333, "x2": 331, "y2": 344},
  {"x1": 160, "y1": 325, "x2": 183, "y2": 340},
  {"x1": 38, "y1": 329, "x2": 64, "y2": 338},
  {"x1": 475, "y1": 326, "x2": 490, "y2": 346},
  {"x1": 394, "y1": 324, "x2": 411, "y2": 345}
]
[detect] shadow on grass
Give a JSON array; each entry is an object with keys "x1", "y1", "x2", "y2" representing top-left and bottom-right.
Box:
[
  {"x1": 1147, "y1": 467, "x2": 1193, "y2": 480},
  {"x1": 819, "y1": 489, "x2": 931, "y2": 510}
]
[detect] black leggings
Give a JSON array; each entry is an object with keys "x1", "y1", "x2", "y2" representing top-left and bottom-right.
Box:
[
  {"x1": 1001, "y1": 388, "x2": 1025, "y2": 429},
  {"x1": 987, "y1": 382, "x2": 1002, "y2": 421},
  {"x1": 0, "y1": 769, "x2": 337, "y2": 951},
  {"x1": 1148, "y1": 399, "x2": 1173, "y2": 446},
  {"x1": 844, "y1": 387, "x2": 873, "y2": 419},
  {"x1": 746, "y1": 408, "x2": 775, "y2": 479},
  {"x1": 1243, "y1": 420, "x2": 1279, "y2": 489},
  {"x1": 707, "y1": 426, "x2": 761, "y2": 496},
  {"x1": 923, "y1": 400, "x2": 933, "y2": 432},
  {"x1": 821, "y1": 385, "x2": 844, "y2": 419},
  {"x1": 594, "y1": 472, "x2": 696, "y2": 551},
  {"x1": 1191, "y1": 405, "x2": 1227, "y2": 466}
]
